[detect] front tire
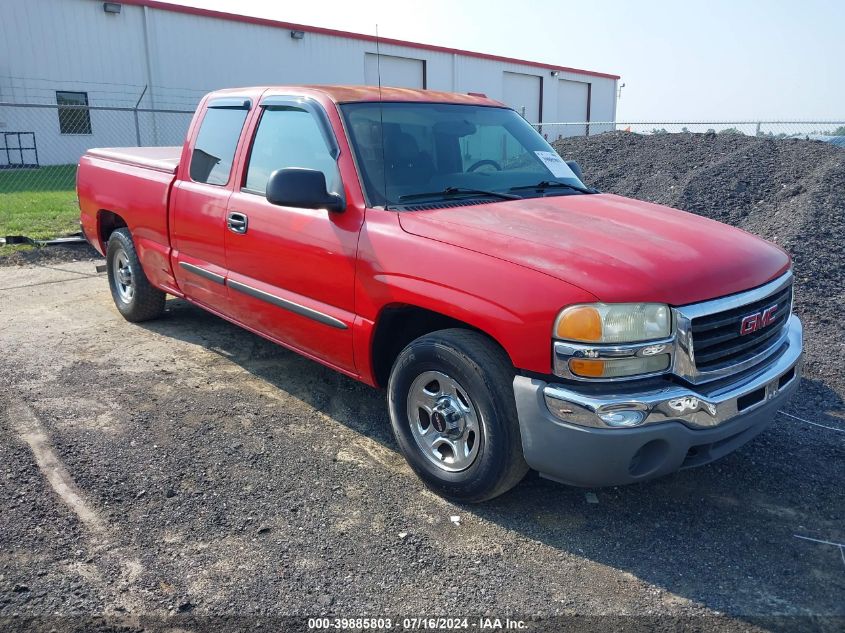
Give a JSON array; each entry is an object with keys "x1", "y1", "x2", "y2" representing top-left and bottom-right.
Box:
[
  {"x1": 387, "y1": 329, "x2": 528, "y2": 502},
  {"x1": 106, "y1": 228, "x2": 165, "y2": 322}
]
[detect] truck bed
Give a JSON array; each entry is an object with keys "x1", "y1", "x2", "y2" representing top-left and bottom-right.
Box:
[
  {"x1": 85, "y1": 146, "x2": 181, "y2": 174},
  {"x1": 77, "y1": 145, "x2": 181, "y2": 291}
]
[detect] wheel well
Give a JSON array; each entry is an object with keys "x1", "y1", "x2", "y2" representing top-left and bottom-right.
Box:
[
  {"x1": 370, "y1": 305, "x2": 510, "y2": 387},
  {"x1": 97, "y1": 210, "x2": 127, "y2": 249}
]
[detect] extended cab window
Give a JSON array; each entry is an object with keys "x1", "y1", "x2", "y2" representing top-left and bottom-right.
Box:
[
  {"x1": 190, "y1": 104, "x2": 250, "y2": 186},
  {"x1": 244, "y1": 106, "x2": 340, "y2": 195}
]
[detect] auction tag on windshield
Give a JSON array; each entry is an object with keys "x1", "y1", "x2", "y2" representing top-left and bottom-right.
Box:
[{"x1": 534, "y1": 151, "x2": 575, "y2": 179}]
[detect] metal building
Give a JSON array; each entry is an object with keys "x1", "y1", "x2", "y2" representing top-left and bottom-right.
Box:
[{"x1": 0, "y1": 0, "x2": 619, "y2": 166}]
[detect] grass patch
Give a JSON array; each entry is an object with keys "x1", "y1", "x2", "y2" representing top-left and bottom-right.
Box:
[{"x1": 0, "y1": 164, "x2": 80, "y2": 240}]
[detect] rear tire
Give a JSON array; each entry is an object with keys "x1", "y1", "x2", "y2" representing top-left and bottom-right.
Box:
[
  {"x1": 106, "y1": 228, "x2": 165, "y2": 322},
  {"x1": 387, "y1": 329, "x2": 528, "y2": 502}
]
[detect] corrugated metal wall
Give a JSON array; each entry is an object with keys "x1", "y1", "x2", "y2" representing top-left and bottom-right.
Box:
[{"x1": 0, "y1": 0, "x2": 617, "y2": 164}]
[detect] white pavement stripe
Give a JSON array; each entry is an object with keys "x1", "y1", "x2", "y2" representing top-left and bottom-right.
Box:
[
  {"x1": 793, "y1": 534, "x2": 845, "y2": 548},
  {"x1": 7, "y1": 399, "x2": 154, "y2": 613},
  {"x1": 9, "y1": 401, "x2": 106, "y2": 533},
  {"x1": 793, "y1": 535, "x2": 845, "y2": 570},
  {"x1": 779, "y1": 411, "x2": 845, "y2": 434}
]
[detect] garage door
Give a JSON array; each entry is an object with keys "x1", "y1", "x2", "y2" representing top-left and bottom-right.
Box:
[
  {"x1": 557, "y1": 79, "x2": 590, "y2": 138},
  {"x1": 502, "y1": 72, "x2": 541, "y2": 124},
  {"x1": 364, "y1": 54, "x2": 425, "y2": 89}
]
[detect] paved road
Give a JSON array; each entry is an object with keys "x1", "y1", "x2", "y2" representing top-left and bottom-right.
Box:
[{"x1": 1, "y1": 261, "x2": 842, "y2": 632}]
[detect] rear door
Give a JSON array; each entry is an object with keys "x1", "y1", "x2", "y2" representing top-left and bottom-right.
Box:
[
  {"x1": 223, "y1": 96, "x2": 363, "y2": 373},
  {"x1": 169, "y1": 97, "x2": 252, "y2": 314}
]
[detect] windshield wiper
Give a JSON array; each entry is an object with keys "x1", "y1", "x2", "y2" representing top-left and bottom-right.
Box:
[
  {"x1": 509, "y1": 180, "x2": 597, "y2": 195},
  {"x1": 398, "y1": 186, "x2": 520, "y2": 203}
]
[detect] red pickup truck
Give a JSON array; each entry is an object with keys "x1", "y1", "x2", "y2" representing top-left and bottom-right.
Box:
[{"x1": 77, "y1": 86, "x2": 803, "y2": 501}]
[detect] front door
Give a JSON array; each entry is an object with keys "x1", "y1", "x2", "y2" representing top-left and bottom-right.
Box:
[{"x1": 224, "y1": 98, "x2": 363, "y2": 373}]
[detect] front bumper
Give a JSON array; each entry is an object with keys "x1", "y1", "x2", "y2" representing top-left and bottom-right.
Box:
[{"x1": 513, "y1": 315, "x2": 803, "y2": 487}]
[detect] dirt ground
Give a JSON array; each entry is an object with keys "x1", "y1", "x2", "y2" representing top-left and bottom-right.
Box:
[{"x1": 1, "y1": 259, "x2": 843, "y2": 632}]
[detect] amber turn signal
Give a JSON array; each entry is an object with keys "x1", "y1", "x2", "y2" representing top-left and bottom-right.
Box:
[
  {"x1": 570, "y1": 354, "x2": 671, "y2": 379},
  {"x1": 555, "y1": 306, "x2": 602, "y2": 342},
  {"x1": 569, "y1": 358, "x2": 606, "y2": 377}
]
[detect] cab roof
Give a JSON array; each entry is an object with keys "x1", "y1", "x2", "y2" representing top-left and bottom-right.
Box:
[{"x1": 208, "y1": 85, "x2": 507, "y2": 108}]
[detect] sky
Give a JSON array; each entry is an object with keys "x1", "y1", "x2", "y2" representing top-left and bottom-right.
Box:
[{"x1": 168, "y1": 0, "x2": 844, "y2": 122}]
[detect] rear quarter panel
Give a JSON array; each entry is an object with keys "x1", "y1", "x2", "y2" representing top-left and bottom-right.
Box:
[{"x1": 77, "y1": 155, "x2": 177, "y2": 293}]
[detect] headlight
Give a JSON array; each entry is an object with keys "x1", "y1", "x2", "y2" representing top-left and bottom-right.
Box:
[{"x1": 554, "y1": 303, "x2": 671, "y2": 343}]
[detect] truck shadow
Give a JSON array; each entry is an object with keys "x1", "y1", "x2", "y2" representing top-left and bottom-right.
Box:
[{"x1": 140, "y1": 298, "x2": 845, "y2": 625}]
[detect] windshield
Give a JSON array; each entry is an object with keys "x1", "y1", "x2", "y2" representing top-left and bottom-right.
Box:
[{"x1": 340, "y1": 102, "x2": 587, "y2": 208}]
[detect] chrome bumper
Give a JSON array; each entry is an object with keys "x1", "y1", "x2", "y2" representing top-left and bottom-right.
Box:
[
  {"x1": 545, "y1": 315, "x2": 803, "y2": 430},
  {"x1": 513, "y1": 316, "x2": 802, "y2": 487}
]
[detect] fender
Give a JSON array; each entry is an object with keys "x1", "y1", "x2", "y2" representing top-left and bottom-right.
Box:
[{"x1": 354, "y1": 212, "x2": 598, "y2": 380}]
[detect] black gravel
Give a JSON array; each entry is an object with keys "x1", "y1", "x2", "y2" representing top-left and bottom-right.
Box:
[{"x1": 1, "y1": 285, "x2": 843, "y2": 631}]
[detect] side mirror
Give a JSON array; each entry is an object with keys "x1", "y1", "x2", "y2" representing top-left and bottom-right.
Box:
[
  {"x1": 265, "y1": 168, "x2": 345, "y2": 213},
  {"x1": 566, "y1": 160, "x2": 585, "y2": 182}
]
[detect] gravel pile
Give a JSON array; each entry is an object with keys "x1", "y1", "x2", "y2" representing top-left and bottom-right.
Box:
[{"x1": 554, "y1": 132, "x2": 845, "y2": 397}]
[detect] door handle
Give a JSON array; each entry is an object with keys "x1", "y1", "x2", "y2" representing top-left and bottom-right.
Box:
[{"x1": 227, "y1": 211, "x2": 248, "y2": 234}]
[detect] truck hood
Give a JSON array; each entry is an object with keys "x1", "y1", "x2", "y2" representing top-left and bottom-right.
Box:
[{"x1": 397, "y1": 193, "x2": 790, "y2": 305}]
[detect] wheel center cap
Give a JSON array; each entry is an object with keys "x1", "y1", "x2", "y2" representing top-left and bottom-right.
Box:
[
  {"x1": 431, "y1": 411, "x2": 446, "y2": 433},
  {"x1": 117, "y1": 268, "x2": 131, "y2": 284},
  {"x1": 431, "y1": 397, "x2": 464, "y2": 438}
]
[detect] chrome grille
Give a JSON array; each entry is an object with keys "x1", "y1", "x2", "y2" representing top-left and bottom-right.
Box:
[
  {"x1": 690, "y1": 280, "x2": 792, "y2": 371},
  {"x1": 672, "y1": 271, "x2": 794, "y2": 384}
]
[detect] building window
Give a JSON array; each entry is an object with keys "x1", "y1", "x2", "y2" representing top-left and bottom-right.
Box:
[{"x1": 56, "y1": 91, "x2": 92, "y2": 135}]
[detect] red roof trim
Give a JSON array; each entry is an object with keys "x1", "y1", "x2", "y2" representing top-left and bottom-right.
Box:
[{"x1": 118, "y1": 0, "x2": 621, "y2": 80}]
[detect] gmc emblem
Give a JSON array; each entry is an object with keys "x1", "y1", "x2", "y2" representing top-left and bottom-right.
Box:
[{"x1": 740, "y1": 305, "x2": 778, "y2": 335}]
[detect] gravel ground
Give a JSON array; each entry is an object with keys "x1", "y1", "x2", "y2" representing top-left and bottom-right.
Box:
[
  {"x1": 1, "y1": 134, "x2": 844, "y2": 631},
  {"x1": 1, "y1": 261, "x2": 843, "y2": 632}
]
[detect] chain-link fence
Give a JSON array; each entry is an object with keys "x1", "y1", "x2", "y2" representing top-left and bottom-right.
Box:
[
  {"x1": 536, "y1": 121, "x2": 845, "y2": 144},
  {"x1": 1, "y1": 102, "x2": 194, "y2": 240},
  {"x1": 2, "y1": 99, "x2": 843, "y2": 240},
  {"x1": 0, "y1": 102, "x2": 193, "y2": 183}
]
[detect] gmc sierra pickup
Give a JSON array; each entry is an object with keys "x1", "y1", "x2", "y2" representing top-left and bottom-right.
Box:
[{"x1": 77, "y1": 86, "x2": 803, "y2": 502}]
